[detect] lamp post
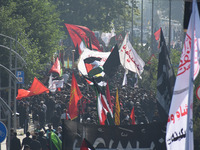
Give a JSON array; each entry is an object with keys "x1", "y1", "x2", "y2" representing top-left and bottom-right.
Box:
[{"x1": 72, "y1": 49, "x2": 75, "y2": 69}]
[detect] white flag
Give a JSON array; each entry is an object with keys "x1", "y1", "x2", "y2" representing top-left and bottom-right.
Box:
[
  {"x1": 48, "y1": 74, "x2": 56, "y2": 92},
  {"x1": 119, "y1": 33, "x2": 145, "y2": 78},
  {"x1": 48, "y1": 74, "x2": 64, "y2": 93},
  {"x1": 52, "y1": 79, "x2": 64, "y2": 88},
  {"x1": 166, "y1": 1, "x2": 200, "y2": 149},
  {"x1": 77, "y1": 47, "x2": 110, "y2": 76}
]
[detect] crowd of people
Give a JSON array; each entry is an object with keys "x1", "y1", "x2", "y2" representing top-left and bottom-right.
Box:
[
  {"x1": 10, "y1": 123, "x2": 62, "y2": 150},
  {"x1": 13, "y1": 66, "x2": 165, "y2": 150}
]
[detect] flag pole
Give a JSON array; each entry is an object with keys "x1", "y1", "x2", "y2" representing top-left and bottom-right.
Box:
[
  {"x1": 122, "y1": 34, "x2": 128, "y2": 86},
  {"x1": 186, "y1": 0, "x2": 195, "y2": 149}
]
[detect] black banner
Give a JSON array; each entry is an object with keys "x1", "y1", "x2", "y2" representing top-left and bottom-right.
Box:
[{"x1": 62, "y1": 120, "x2": 166, "y2": 150}]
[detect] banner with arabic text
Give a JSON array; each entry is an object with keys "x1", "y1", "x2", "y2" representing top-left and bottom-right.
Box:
[{"x1": 62, "y1": 120, "x2": 166, "y2": 150}]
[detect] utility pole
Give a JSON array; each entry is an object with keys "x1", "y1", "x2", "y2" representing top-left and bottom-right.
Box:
[
  {"x1": 7, "y1": 39, "x2": 12, "y2": 150},
  {"x1": 168, "y1": 0, "x2": 172, "y2": 52},
  {"x1": 132, "y1": 0, "x2": 134, "y2": 44},
  {"x1": 13, "y1": 34, "x2": 18, "y2": 131},
  {"x1": 151, "y1": 0, "x2": 154, "y2": 54},
  {"x1": 141, "y1": 0, "x2": 144, "y2": 48}
]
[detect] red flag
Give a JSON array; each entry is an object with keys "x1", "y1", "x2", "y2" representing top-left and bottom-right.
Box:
[
  {"x1": 16, "y1": 89, "x2": 31, "y2": 100},
  {"x1": 97, "y1": 94, "x2": 107, "y2": 125},
  {"x1": 16, "y1": 77, "x2": 49, "y2": 100},
  {"x1": 154, "y1": 28, "x2": 161, "y2": 41},
  {"x1": 49, "y1": 57, "x2": 61, "y2": 75},
  {"x1": 80, "y1": 138, "x2": 95, "y2": 150},
  {"x1": 68, "y1": 72, "x2": 83, "y2": 120},
  {"x1": 84, "y1": 63, "x2": 94, "y2": 74},
  {"x1": 106, "y1": 81, "x2": 113, "y2": 112},
  {"x1": 130, "y1": 107, "x2": 136, "y2": 125},
  {"x1": 65, "y1": 23, "x2": 102, "y2": 55},
  {"x1": 154, "y1": 28, "x2": 162, "y2": 49}
]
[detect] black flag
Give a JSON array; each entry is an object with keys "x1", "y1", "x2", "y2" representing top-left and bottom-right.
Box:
[
  {"x1": 103, "y1": 44, "x2": 120, "y2": 77},
  {"x1": 156, "y1": 28, "x2": 175, "y2": 115}
]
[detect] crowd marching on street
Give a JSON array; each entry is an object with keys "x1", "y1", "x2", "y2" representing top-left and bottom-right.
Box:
[{"x1": 6, "y1": 65, "x2": 163, "y2": 150}]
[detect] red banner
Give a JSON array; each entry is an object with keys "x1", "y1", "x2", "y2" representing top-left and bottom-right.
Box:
[
  {"x1": 68, "y1": 73, "x2": 83, "y2": 120},
  {"x1": 16, "y1": 77, "x2": 49, "y2": 100},
  {"x1": 65, "y1": 24, "x2": 102, "y2": 55}
]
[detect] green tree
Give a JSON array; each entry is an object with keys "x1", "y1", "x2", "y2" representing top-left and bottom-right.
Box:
[
  {"x1": 0, "y1": 2, "x2": 37, "y2": 86},
  {"x1": 138, "y1": 48, "x2": 181, "y2": 93},
  {"x1": 14, "y1": 0, "x2": 65, "y2": 64},
  {"x1": 0, "y1": 0, "x2": 65, "y2": 85},
  {"x1": 139, "y1": 54, "x2": 158, "y2": 93},
  {"x1": 53, "y1": 0, "x2": 138, "y2": 32}
]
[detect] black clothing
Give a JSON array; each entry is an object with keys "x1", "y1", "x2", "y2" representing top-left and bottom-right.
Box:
[
  {"x1": 38, "y1": 109, "x2": 45, "y2": 129},
  {"x1": 18, "y1": 103, "x2": 26, "y2": 128},
  {"x1": 30, "y1": 139, "x2": 42, "y2": 150},
  {"x1": 51, "y1": 114, "x2": 60, "y2": 130},
  {"x1": 22, "y1": 137, "x2": 33, "y2": 147},
  {"x1": 38, "y1": 136, "x2": 48, "y2": 150},
  {"x1": 10, "y1": 136, "x2": 22, "y2": 150}
]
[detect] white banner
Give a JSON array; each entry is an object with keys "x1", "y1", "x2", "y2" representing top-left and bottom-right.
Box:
[
  {"x1": 77, "y1": 48, "x2": 110, "y2": 76},
  {"x1": 119, "y1": 33, "x2": 145, "y2": 78},
  {"x1": 48, "y1": 74, "x2": 64, "y2": 93},
  {"x1": 48, "y1": 74, "x2": 56, "y2": 92},
  {"x1": 166, "y1": 1, "x2": 200, "y2": 149},
  {"x1": 52, "y1": 79, "x2": 64, "y2": 88}
]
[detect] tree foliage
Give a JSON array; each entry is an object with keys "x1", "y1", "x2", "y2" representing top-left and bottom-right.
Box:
[
  {"x1": 138, "y1": 48, "x2": 181, "y2": 93},
  {"x1": 0, "y1": 0, "x2": 65, "y2": 85},
  {"x1": 53, "y1": 0, "x2": 138, "y2": 32},
  {"x1": 13, "y1": 0, "x2": 65, "y2": 64}
]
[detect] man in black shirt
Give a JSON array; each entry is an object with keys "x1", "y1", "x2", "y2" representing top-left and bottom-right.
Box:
[
  {"x1": 10, "y1": 132, "x2": 22, "y2": 150},
  {"x1": 22, "y1": 131, "x2": 33, "y2": 148},
  {"x1": 37, "y1": 131, "x2": 48, "y2": 150},
  {"x1": 30, "y1": 134, "x2": 42, "y2": 150}
]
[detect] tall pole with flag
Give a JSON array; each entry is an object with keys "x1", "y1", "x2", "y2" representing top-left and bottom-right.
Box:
[
  {"x1": 186, "y1": 1, "x2": 199, "y2": 149},
  {"x1": 166, "y1": 0, "x2": 200, "y2": 149}
]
